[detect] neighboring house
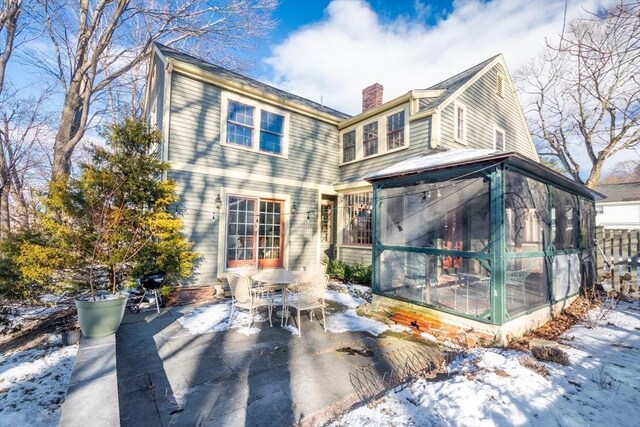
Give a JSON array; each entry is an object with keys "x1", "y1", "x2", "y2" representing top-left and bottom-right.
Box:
[
  {"x1": 143, "y1": 44, "x2": 539, "y2": 287},
  {"x1": 594, "y1": 182, "x2": 640, "y2": 229}
]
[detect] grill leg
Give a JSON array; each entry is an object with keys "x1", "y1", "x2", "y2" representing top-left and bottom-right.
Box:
[{"x1": 154, "y1": 290, "x2": 161, "y2": 313}]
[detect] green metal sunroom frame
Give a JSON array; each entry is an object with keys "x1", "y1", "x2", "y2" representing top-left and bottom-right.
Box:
[{"x1": 369, "y1": 154, "x2": 601, "y2": 326}]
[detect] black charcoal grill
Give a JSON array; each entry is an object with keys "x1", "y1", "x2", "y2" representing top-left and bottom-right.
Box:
[{"x1": 135, "y1": 270, "x2": 167, "y2": 313}]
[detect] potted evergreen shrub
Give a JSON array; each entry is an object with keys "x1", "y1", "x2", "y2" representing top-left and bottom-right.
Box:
[{"x1": 15, "y1": 119, "x2": 197, "y2": 338}]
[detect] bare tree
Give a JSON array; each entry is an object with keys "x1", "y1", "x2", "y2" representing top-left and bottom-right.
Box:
[
  {"x1": 0, "y1": 85, "x2": 54, "y2": 238},
  {"x1": 0, "y1": 0, "x2": 22, "y2": 95},
  {"x1": 598, "y1": 159, "x2": 640, "y2": 184},
  {"x1": 27, "y1": 0, "x2": 276, "y2": 181},
  {"x1": 517, "y1": 1, "x2": 640, "y2": 188}
]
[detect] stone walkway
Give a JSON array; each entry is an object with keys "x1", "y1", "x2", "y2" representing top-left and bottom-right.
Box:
[{"x1": 115, "y1": 303, "x2": 439, "y2": 426}]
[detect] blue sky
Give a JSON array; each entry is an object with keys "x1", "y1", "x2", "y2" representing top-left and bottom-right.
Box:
[{"x1": 258, "y1": 0, "x2": 611, "y2": 115}]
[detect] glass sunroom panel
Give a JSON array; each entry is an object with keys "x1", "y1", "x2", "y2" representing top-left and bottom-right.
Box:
[
  {"x1": 505, "y1": 173, "x2": 548, "y2": 252},
  {"x1": 505, "y1": 257, "x2": 548, "y2": 316},
  {"x1": 552, "y1": 189, "x2": 579, "y2": 249},
  {"x1": 378, "y1": 250, "x2": 490, "y2": 318},
  {"x1": 379, "y1": 175, "x2": 490, "y2": 252},
  {"x1": 551, "y1": 254, "x2": 581, "y2": 301},
  {"x1": 579, "y1": 198, "x2": 595, "y2": 248}
]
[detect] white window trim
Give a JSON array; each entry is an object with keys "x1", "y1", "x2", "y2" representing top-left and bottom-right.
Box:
[
  {"x1": 220, "y1": 91, "x2": 290, "y2": 159},
  {"x1": 494, "y1": 126, "x2": 506, "y2": 150},
  {"x1": 339, "y1": 105, "x2": 410, "y2": 165},
  {"x1": 453, "y1": 100, "x2": 467, "y2": 146}
]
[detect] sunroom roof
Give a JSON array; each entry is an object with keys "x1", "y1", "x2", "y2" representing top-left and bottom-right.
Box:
[{"x1": 364, "y1": 149, "x2": 604, "y2": 200}]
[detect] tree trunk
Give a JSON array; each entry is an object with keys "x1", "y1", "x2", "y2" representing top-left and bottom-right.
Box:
[
  {"x1": 0, "y1": 183, "x2": 10, "y2": 239},
  {"x1": 52, "y1": 91, "x2": 83, "y2": 180}
]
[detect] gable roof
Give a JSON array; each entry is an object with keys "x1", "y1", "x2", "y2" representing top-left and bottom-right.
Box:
[
  {"x1": 418, "y1": 54, "x2": 501, "y2": 111},
  {"x1": 154, "y1": 43, "x2": 350, "y2": 120},
  {"x1": 594, "y1": 182, "x2": 640, "y2": 203}
]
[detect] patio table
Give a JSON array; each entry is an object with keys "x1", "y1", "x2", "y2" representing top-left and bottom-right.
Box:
[{"x1": 251, "y1": 269, "x2": 316, "y2": 322}]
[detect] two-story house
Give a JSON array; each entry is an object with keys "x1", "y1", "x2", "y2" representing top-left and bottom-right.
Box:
[
  {"x1": 144, "y1": 44, "x2": 538, "y2": 287},
  {"x1": 146, "y1": 44, "x2": 603, "y2": 342}
]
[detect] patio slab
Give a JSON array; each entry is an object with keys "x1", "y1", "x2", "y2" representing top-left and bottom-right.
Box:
[{"x1": 115, "y1": 302, "x2": 441, "y2": 426}]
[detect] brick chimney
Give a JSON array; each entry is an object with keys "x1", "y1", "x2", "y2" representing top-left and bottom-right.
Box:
[{"x1": 362, "y1": 83, "x2": 383, "y2": 112}]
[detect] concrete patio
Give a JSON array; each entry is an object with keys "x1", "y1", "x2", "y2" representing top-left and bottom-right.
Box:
[{"x1": 62, "y1": 299, "x2": 441, "y2": 426}]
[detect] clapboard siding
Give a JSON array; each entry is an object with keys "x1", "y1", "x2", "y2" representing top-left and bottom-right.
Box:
[
  {"x1": 339, "y1": 115, "x2": 432, "y2": 181},
  {"x1": 339, "y1": 246, "x2": 372, "y2": 265},
  {"x1": 169, "y1": 169, "x2": 321, "y2": 285},
  {"x1": 168, "y1": 72, "x2": 339, "y2": 186},
  {"x1": 439, "y1": 63, "x2": 536, "y2": 159}
]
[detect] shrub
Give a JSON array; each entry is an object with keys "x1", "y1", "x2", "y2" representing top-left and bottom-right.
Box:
[{"x1": 325, "y1": 259, "x2": 372, "y2": 286}]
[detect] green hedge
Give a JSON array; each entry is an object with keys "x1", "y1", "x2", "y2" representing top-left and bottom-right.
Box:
[{"x1": 325, "y1": 259, "x2": 371, "y2": 286}]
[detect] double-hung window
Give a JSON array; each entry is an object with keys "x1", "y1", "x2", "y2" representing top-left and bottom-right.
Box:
[
  {"x1": 260, "y1": 111, "x2": 284, "y2": 154},
  {"x1": 343, "y1": 130, "x2": 356, "y2": 162},
  {"x1": 363, "y1": 122, "x2": 378, "y2": 157},
  {"x1": 387, "y1": 111, "x2": 404, "y2": 150},
  {"x1": 454, "y1": 101, "x2": 467, "y2": 144},
  {"x1": 224, "y1": 95, "x2": 287, "y2": 156},
  {"x1": 227, "y1": 100, "x2": 255, "y2": 148}
]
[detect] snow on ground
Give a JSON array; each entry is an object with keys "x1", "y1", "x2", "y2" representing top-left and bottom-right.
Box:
[
  {"x1": 178, "y1": 284, "x2": 388, "y2": 336},
  {"x1": 0, "y1": 335, "x2": 78, "y2": 427},
  {"x1": 335, "y1": 298, "x2": 640, "y2": 426},
  {"x1": 176, "y1": 300, "x2": 270, "y2": 335}
]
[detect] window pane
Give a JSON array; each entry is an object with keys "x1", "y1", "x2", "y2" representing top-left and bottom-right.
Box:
[
  {"x1": 343, "y1": 192, "x2": 372, "y2": 245},
  {"x1": 227, "y1": 123, "x2": 253, "y2": 147},
  {"x1": 260, "y1": 111, "x2": 284, "y2": 134},
  {"x1": 506, "y1": 257, "x2": 548, "y2": 316},
  {"x1": 378, "y1": 250, "x2": 490, "y2": 319},
  {"x1": 379, "y1": 175, "x2": 490, "y2": 252},
  {"x1": 387, "y1": 111, "x2": 404, "y2": 149},
  {"x1": 551, "y1": 254, "x2": 580, "y2": 302},
  {"x1": 343, "y1": 130, "x2": 356, "y2": 162},
  {"x1": 505, "y1": 173, "x2": 548, "y2": 252},
  {"x1": 259, "y1": 131, "x2": 282, "y2": 154},
  {"x1": 495, "y1": 130, "x2": 505, "y2": 150},
  {"x1": 552, "y1": 189, "x2": 579, "y2": 249},
  {"x1": 228, "y1": 101, "x2": 254, "y2": 126},
  {"x1": 363, "y1": 122, "x2": 378, "y2": 157}
]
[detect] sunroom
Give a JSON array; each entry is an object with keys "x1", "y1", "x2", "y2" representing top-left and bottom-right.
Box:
[{"x1": 366, "y1": 150, "x2": 601, "y2": 339}]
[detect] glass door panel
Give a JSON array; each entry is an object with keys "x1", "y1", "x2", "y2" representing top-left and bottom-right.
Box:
[
  {"x1": 258, "y1": 200, "x2": 283, "y2": 268},
  {"x1": 226, "y1": 196, "x2": 257, "y2": 268}
]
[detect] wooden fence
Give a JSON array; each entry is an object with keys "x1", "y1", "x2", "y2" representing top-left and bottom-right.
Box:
[{"x1": 594, "y1": 227, "x2": 640, "y2": 290}]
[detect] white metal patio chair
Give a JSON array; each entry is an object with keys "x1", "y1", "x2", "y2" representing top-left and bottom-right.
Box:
[
  {"x1": 505, "y1": 268, "x2": 532, "y2": 306},
  {"x1": 227, "y1": 272, "x2": 275, "y2": 329},
  {"x1": 283, "y1": 274, "x2": 328, "y2": 337}
]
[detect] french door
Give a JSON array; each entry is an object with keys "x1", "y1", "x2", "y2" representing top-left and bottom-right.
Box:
[{"x1": 226, "y1": 196, "x2": 284, "y2": 269}]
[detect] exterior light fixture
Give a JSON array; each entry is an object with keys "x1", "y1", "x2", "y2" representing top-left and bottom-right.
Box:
[
  {"x1": 291, "y1": 202, "x2": 298, "y2": 215},
  {"x1": 212, "y1": 194, "x2": 222, "y2": 220}
]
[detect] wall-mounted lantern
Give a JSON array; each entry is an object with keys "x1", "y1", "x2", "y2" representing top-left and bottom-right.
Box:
[{"x1": 212, "y1": 194, "x2": 222, "y2": 220}]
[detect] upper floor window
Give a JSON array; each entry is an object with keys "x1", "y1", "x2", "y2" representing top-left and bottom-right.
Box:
[
  {"x1": 227, "y1": 100, "x2": 255, "y2": 147},
  {"x1": 343, "y1": 130, "x2": 356, "y2": 162},
  {"x1": 495, "y1": 127, "x2": 505, "y2": 150},
  {"x1": 259, "y1": 111, "x2": 284, "y2": 154},
  {"x1": 222, "y1": 93, "x2": 289, "y2": 157},
  {"x1": 387, "y1": 111, "x2": 405, "y2": 149},
  {"x1": 454, "y1": 101, "x2": 467, "y2": 145},
  {"x1": 363, "y1": 122, "x2": 378, "y2": 157},
  {"x1": 496, "y1": 73, "x2": 505, "y2": 98},
  {"x1": 596, "y1": 205, "x2": 604, "y2": 214}
]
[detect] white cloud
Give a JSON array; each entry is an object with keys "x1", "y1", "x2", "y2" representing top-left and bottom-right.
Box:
[{"x1": 264, "y1": 0, "x2": 612, "y2": 115}]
